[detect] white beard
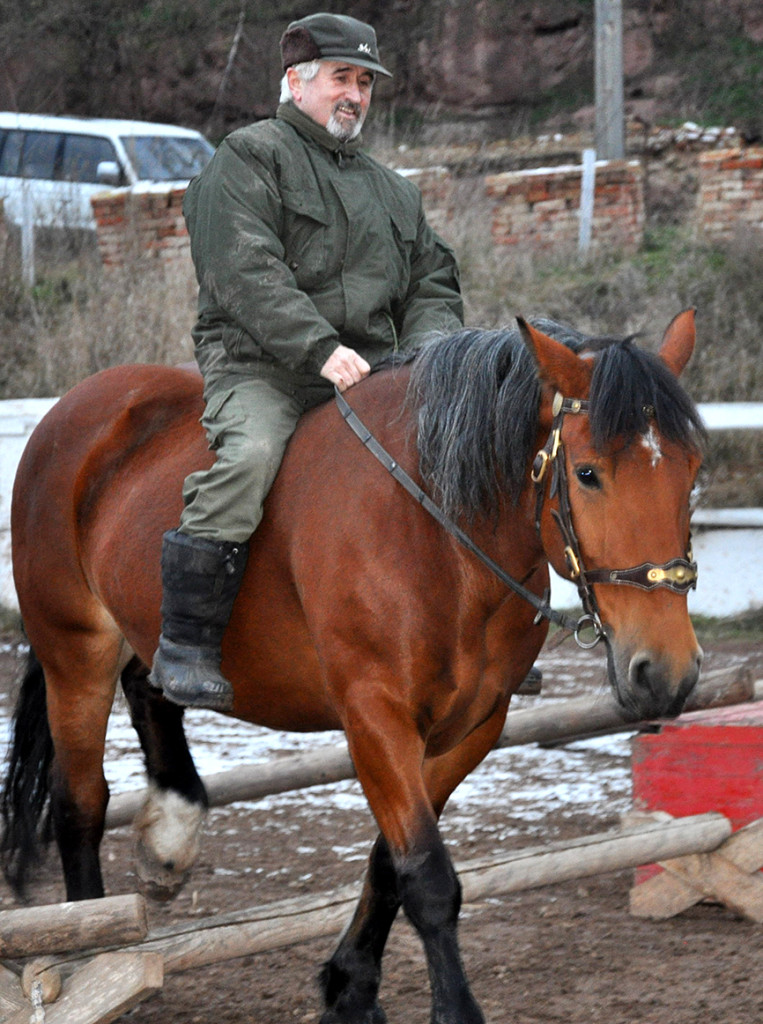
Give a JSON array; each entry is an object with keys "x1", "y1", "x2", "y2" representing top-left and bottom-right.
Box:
[{"x1": 327, "y1": 104, "x2": 365, "y2": 142}]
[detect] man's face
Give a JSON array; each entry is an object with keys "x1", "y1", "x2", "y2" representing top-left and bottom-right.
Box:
[{"x1": 288, "y1": 61, "x2": 374, "y2": 141}]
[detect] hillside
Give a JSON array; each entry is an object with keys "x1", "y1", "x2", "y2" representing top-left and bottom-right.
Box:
[{"x1": 1, "y1": 0, "x2": 761, "y2": 146}]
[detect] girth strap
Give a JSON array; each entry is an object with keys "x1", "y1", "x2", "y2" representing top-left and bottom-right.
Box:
[{"x1": 335, "y1": 388, "x2": 581, "y2": 634}]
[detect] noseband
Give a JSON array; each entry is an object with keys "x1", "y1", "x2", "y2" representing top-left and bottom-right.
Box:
[{"x1": 531, "y1": 391, "x2": 698, "y2": 647}]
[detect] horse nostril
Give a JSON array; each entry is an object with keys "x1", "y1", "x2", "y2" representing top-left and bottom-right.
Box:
[{"x1": 628, "y1": 652, "x2": 652, "y2": 691}]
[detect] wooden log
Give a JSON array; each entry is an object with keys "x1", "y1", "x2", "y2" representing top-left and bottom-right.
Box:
[
  {"x1": 105, "y1": 665, "x2": 753, "y2": 829},
  {"x1": 21, "y1": 958, "x2": 62, "y2": 1003},
  {"x1": 116, "y1": 813, "x2": 730, "y2": 973},
  {"x1": 143, "y1": 885, "x2": 361, "y2": 975},
  {"x1": 5, "y1": 952, "x2": 163, "y2": 1024},
  {"x1": 457, "y1": 811, "x2": 732, "y2": 903},
  {"x1": 106, "y1": 742, "x2": 355, "y2": 828},
  {"x1": 0, "y1": 894, "x2": 147, "y2": 959},
  {"x1": 495, "y1": 665, "x2": 754, "y2": 750}
]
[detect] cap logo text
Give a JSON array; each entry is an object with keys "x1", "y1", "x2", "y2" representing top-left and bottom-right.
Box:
[{"x1": 357, "y1": 43, "x2": 372, "y2": 54}]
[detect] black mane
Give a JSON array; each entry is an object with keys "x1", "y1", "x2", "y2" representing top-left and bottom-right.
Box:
[{"x1": 408, "y1": 321, "x2": 706, "y2": 519}]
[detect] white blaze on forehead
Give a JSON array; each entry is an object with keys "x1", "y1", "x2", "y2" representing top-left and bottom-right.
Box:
[{"x1": 641, "y1": 424, "x2": 663, "y2": 467}]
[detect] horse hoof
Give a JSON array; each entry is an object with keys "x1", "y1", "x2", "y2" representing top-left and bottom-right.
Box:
[
  {"x1": 134, "y1": 829, "x2": 194, "y2": 902},
  {"x1": 132, "y1": 784, "x2": 205, "y2": 901},
  {"x1": 319, "y1": 1009, "x2": 387, "y2": 1024},
  {"x1": 135, "y1": 865, "x2": 191, "y2": 903}
]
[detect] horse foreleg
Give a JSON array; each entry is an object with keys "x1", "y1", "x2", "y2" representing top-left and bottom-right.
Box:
[
  {"x1": 120, "y1": 658, "x2": 207, "y2": 901},
  {"x1": 423, "y1": 701, "x2": 511, "y2": 818},
  {"x1": 321, "y1": 703, "x2": 509, "y2": 1024},
  {"x1": 320, "y1": 834, "x2": 399, "y2": 1024},
  {"x1": 398, "y1": 820, "x2": 484, "y2": 1024},
  {"x1": 335, "y1": 697, "x2": 485, "y2": 1024}
]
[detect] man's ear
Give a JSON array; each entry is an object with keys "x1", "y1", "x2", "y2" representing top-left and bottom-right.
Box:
[{"x1": 286, "y1": 66, "x2": 302, "y2": 103}]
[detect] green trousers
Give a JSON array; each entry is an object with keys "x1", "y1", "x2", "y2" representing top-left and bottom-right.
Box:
[{"x1": 180, "y1": 374, "x2": 335, "y2": 543}]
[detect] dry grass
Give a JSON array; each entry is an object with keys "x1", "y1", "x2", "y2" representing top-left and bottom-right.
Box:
[{"x1": 0, "y1": 230, "x2": 195, "y2": 399}]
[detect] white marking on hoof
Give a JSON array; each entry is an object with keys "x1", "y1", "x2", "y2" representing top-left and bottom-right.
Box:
[{"x1": 133, "y1": 783, "x2": 206, "y2": 901}]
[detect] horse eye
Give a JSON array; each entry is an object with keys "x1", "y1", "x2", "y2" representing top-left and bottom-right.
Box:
[{"x1": 575, "y1": 466, "x2": 601, "y2": 489}]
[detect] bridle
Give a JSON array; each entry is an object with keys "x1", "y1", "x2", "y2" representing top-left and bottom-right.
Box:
[
  {"x1": 531, "y1": 391, "x2": 698, "y2": 647},
  {"x1": 335, "y1": 386, "x2": 697, "y2": 650}
]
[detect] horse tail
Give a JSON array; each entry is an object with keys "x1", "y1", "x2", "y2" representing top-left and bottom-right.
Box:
[{"x1": 0, "y1": 646, "x2": 54, "y2": 898}]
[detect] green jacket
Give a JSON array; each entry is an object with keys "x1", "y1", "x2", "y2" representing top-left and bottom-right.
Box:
[{"x1": 183, "y1": 102, "x2": 463, "y2": 390}]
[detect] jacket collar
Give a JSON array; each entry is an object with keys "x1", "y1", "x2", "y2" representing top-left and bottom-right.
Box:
[{"x1": 277, "y1": 101, "x2": 363, "y2": 158}]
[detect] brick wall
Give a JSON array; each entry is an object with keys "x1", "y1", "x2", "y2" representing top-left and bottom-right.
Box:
[
  {"x1": 91, "y1": 186, "x2": 191, "y2": 268},
  {"x1": 484, "y1": 159, "x2": 645, "y2": 252},
  {"x1": 696, "y1": 147, "x2": 763, "y2": 243},
  {"x1": 89, "y1": 148, "x2": 762, "y2": 266}
]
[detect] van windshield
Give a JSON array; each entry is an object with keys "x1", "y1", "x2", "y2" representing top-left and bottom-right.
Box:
[{"x1": 120, "y1": 134, "x2": 214, "y2": 182}]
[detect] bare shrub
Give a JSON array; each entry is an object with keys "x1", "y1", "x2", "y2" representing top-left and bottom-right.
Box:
[{"x1": 0, "y1": 239, "x2": 195, "y2": 398}]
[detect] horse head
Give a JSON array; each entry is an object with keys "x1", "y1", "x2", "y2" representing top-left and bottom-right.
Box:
[{"x1": 521, "y1": 310, "x2": 705, "y2": 721}]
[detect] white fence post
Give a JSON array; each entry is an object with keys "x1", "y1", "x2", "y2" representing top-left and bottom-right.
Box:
[
  {"x1": 21, "y1": 187, "x2": 35, "y2": 288},
  {"x1": 579, "y1": 148, "x2": 596, "y2": 254}
]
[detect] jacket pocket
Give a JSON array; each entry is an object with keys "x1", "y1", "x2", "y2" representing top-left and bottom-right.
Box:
[
  {"x1": 281, "y1": 185, "x2": 331, "y2": 288},
  {"x1": 222, "y1": 322, "x2": 269, "y2": 363}
]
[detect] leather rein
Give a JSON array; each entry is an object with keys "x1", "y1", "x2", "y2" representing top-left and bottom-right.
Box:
[{"x1": 335, "y1": 387, "x2": 697, "y2": 650}]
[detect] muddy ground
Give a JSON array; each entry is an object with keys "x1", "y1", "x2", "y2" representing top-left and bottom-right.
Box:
[{"x1": 0, "y1": 636, "x2": 761, "y2": 1024}]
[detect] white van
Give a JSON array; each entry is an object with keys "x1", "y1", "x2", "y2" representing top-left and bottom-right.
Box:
[{"x1": 0, "y1": 113, "x2": 214, "y2": 231}]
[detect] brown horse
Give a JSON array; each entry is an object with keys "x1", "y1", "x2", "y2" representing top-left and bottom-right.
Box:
[{"x1": 2, "y1": 313, "x2": 705, "y2": 1024}]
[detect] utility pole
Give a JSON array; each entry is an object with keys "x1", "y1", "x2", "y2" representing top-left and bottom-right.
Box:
[{"x1": 594, "y1": 0, "x2": 625, "y2": 159}]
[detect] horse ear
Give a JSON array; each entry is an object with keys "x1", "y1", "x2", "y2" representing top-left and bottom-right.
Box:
[
  {"x1": 658, "y1": 308, "x2": 696, "y2": 377},
  {"x1": 518, "y1": 318, "x2": 590, "y2": 395}
]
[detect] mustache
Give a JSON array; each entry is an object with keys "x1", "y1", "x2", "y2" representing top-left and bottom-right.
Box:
[{"x1": 333, "y1": 100, "x2": 362, "y2": 118}]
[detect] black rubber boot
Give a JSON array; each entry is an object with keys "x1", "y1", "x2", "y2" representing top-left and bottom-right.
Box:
[{"x1": 149, "y1": 529, "x2": 249, "y2": 711}]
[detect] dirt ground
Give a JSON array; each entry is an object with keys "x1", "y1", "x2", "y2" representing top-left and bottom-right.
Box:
[{"x1": 0, "y1": 637, "x2": 761, "y2": 1024}]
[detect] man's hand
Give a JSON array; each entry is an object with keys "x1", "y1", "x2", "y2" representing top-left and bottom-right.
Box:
[{"x1": 320, "y1": 345, "x2": 371, "y2": 392}]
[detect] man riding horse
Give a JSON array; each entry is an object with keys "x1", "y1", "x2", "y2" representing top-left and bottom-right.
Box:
[{"x1": 149, "y1": 13, "x2": 466, "y2": 710}]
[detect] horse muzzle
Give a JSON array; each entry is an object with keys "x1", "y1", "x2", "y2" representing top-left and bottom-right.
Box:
[{"x1": 606, "y1": 639, "x2": 703, "y2": 722}]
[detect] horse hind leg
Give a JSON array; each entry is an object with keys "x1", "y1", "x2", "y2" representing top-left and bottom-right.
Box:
[
  {"x1": 120, "y1": 657, "x2": 207, "y2": 901},
  {"x1": 41, "y1": 640, "x2": 122, "y2": 902},
  {"x1": 0, "y1": 649, "x2": 56, "y2": 898}
]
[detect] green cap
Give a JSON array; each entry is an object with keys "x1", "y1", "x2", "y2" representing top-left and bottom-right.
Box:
[{"x1": 280, "y1": 12, "x2": 392, "y2": 78}]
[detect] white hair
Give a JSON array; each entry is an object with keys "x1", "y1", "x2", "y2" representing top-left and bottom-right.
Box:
[{"x1": 279, "y1": 60, "x2": 322, "y2": 103}]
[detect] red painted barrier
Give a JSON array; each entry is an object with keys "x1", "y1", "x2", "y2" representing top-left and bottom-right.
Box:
[{"x1": 632, "y1": 702, "x2": 763, "y2": 881}]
